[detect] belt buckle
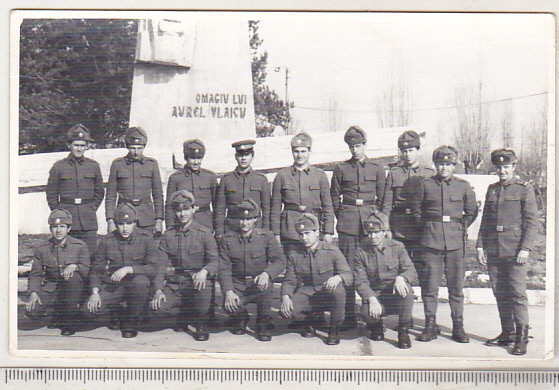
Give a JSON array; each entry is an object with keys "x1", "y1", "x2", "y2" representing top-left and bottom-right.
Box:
[
  {"x1": 133, "y1": 199, "x2": 141, "y2": 206},
  {"x1": 298, "y1": 205, "x2": 307, "y2": 212},
  {"x1": 74, "y1": 198, "x2": 82, "y2": 205},
  {"x1": 355, "y1": 199, "x2": 364, "y2": 206},
  {"x1": 496, "y1": 225, "x2": 504, "y2": 232},
  {"x1": 442, "y1": 215, "x2": 451, "y2": 222},
  {"x1": 405, "y1": 208, "x2": 411, "y2": 215}
]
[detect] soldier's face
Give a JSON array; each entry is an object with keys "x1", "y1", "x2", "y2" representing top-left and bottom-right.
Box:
[
  {"x1": 239, "y1": 217, "x2": 257, "y2": 234},
  {"x1": 175, "y1": 207, "x2": 195, "y2": 225},
  {"x1": 292, "y1": 147, "x2": 310, "y2": 166},
  {"x1": 68, "y1": 140, "x2": 88, "y2": 158},
  {"x1": 186, "y1": 157, "x2": 203, "y2": 171},
  {"x1": 127, "y1": 145, "x2": 145, "y2": 160},
  {"x1": 117, "y1": 221, "x2": 136, "y2": 238},
  {"x1": 496, "y1": 164, "x2": 515, "y2": 181},
  {"x1": 349, "y1": 143, "x2": 366, "y2": 161},
  {"x1": 401, "y1": 147, "x2": 419, "y2": 166},
  {"x1": 299, "y1": 229, "x2": 320, "y2": 248},
  {"x1": 435, "y1": 162, "x2": 456, "y2": 179},
  {"x1": 368, "y1": 230, "x2": 386, "y2": 247},
  {"x1": 50, "y1": 223, "x2": 70, "y2": 241},
  {"x1": 235, "y1": 152, "x2": 254, "y2": 169}
]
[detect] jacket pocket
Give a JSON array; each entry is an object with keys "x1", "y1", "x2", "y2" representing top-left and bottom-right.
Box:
[
  {"x1": 450, "y1": 195, "x2": 463, "y2": 202},
  {"x1": 140, "y1": 172, "x2": 153, "y2": 178}
]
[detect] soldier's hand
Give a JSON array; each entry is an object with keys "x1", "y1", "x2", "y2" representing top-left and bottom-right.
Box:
[
  {"x1": 517, "y1": 249, "x2": 530, "y2": 265},
  {"x1": 150, "y1": 289, "x2": 166, "y2": 310},
  {"x1": 111, "y1": 266, "x2": 133, "y2": 282},
  {"x1": 107, "y1": 219, "x2": 117, "y2": 233},
  {"x1": 368, "y1": 297, "x2": 383, "y2": 320},
  {"x1": 477, "y1": 248, "x2": 487, "y2": 266},
  {"x1": 323, "y1": 234, "x2": 333, "y2": 244},
  {"x1": 26, "y1": 292, "x2": 41, "y2": 312},
  {"x1": 274, "y1": 235, "x2": 282, "y2": 246},
  {"x1": 393, "y1": 276, "x2": 410, "y2": 297},
  {"x1": 87, "y1": 291, "x2": 102, "y2": 313},
  {"x1": 224, "y1": 291, "x2": 240, "y2": 313},
  {"x1": 254, "y1": 272, "x2": 270, "y2": 291},
  {"x1": 324, "y1": 275, "x2": 342, "y2": 292},
  {"x1": 154, "y1": 219, "x2": 163, "y2": 237},
  {"x1": 193, "y1": 269, "x2": 208, "y2": 290},
  {"x1": 280, "y1": 295, "x2": 293, "y2": 318},
  {"x1": 63, "y1": 264, "x2": 78, "y2": 281}
]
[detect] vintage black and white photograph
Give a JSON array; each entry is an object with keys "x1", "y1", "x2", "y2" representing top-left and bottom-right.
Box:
[{"x1": 12, "y1": 10, "x2": 554, "y2": 362}]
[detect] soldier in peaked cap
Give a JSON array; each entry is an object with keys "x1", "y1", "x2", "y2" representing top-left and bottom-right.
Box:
[
  {"x1": 330, "y1": 125, "x2": 386, "y2": 330},
  {"x1": 87, "y1": 203, "x2": 158, "y2": 338},
  {"x1": 280, "y1": 213, "x2": 352, "y2": 345},
  {"x1": 476, "y1": 148, "x2": 538, "y2": 355},
  {"x1": 106, "y1": 126, "x2": 164, "y2": 237},
  {"x1": 23, "y1": 209, "x2": 90, "y2": 336},
  {"x1": 165, "y1": 138, "x2": 218, "y2": 231},
  {"x1": 46, "y1": 124, "x2": 104, "y2": 256},
  {"x1": 215, "y1": 139, "x2": 271, "y2": 238},
  {"x1": 354, "y1": 211, "x2": 417, "y2": 349},
  {"x1": 408, "y1": 145, "x2": 478, "y2": 344},
  {"x1": 150, "y1": 190, "x2": 219, "y2": 341},
  {"x1": 218, "y1": 198, "x2": 286, "y2": 341},
  {"x1": 271, "y1": 132, "x2": 335, "y2": 256}
]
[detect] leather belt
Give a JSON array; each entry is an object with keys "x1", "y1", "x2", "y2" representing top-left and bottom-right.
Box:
[
  {"x1": 196, "y1": 205, "x2": 211, "y2": 213},
  {"x1": 424, "y1": 215, "x2": 462, "y2": 223},
  {"x1": 60, "y1": 197, "x2": 94, "y2": 205},
  {"x1": 118, "y1": 195, "x2": 151, "y2": 206},
  {"x1": 284, "y1": 204, "x2": 322, "y2": 213},
  {"x1": 342, "y1": 198, "x2": 376, "y2": 206},
  {"x1": 496, "y1": 224, "x2": 522, "y2": 232}
]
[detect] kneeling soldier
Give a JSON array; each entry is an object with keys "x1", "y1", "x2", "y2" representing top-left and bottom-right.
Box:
[
  {"x1": 150, "y1": 190, "x2": 219, "y2": 341},
  {"x1": 218, "y1": 199, "x2": 286, "y2": 341},
  {"x1": 280, "y1": 213, "x2": 353, "y2": 345},
  {"x1": 354, "y1": 211, "x2": 417, "y2": 349},
  {"x1": 25, "y1": 209, "x2": 90, "y2": 335},
  {"x1": 86, "y1": 203, "x2": 158, "y2": 338}
]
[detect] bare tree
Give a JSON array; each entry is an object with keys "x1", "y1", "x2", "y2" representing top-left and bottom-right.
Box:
[
  {"x1": 500, "y1": 100, "x2": 514, "y2": 148},
  {"x1": 375, "y1": 69, "x2": 412, "y2": 128},
  {"x1": 323, "y1": 97, "x2": 344, "y2": 133},
  {"x1": 518, "y1": 98, "x2": 548, "y2": 188}
]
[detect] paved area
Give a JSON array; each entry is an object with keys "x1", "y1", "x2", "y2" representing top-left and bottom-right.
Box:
[{"x1": 17, "y1": 304, "x2": 546, "y2": 359}]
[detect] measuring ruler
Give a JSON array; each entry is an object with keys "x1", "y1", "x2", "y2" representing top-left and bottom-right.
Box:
[{"x1": 3, "y1": 369, "x2": 559, "y2": 389}]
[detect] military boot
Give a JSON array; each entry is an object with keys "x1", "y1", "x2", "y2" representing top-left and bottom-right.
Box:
[
  {"x1": 417, "y1": 316, "x2": 437, "y2": 342},
  {"x1": 451, "y1": 317, "x2": 470, "y2": 343},
  {"x1": 368, "y1": 319, "x2": 384, "y2": 341},
  {"x1": 256, "y1": 318, "x2": 272, "y2": 342},
  {"x1": 397, "y1": 325, "x2": 412, "y2": 349},
  {"x1": 194, "y1": 323, "x2": 209, "y2": 341},
  {"x1": 326, "y1": 326, "x2": 340, "y2": 345},
  {"x1": 512, "y1": 325, "x2": 529, "y2": 356},
  {"x1": 485, "y1": 328, "x2": 515, "y2": 347}
]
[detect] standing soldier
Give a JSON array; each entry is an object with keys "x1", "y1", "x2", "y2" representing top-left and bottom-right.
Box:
[
  {"x1": 330, "y1": 125, "x2": 386, "y2": 329},
  {"x1": 25, "y1": 209, "x2": 90, "y2": 336},
  {"x1": 46, "y1": 124, "x2": 104, "y2": 256},
  {"x1": 409, "y1": 145, "x2": 478, "y2": 343},
  {"x1": 476, "y1": 149, "x2": 539, "y2": 355},
  {"x1": 106, "y1": 127, "x2": 164, "y2": 236},
  {"x1": 215, "y1": 139, "x2": 271, "y2": 239},
  {"x1": 280, "y1": 213, "x2": 352, "y2": 345},
  {"x1": 150, "y1": 190, "x2": 219, "y2": 341},
  {"x1": 271, "y1": 132, "x2": 335, "y2": 256},
  {"x1": 218, "y1": 199, "x2": 286, "y2": 341},
  {"x1": 86, "y1": 203, "x2": 158, "y2": 338},
  {"x1": 165, "y1": 139, "x2": 218, "y2": 231},
  {"x1": 354, "y1": 211, "x2": 417, "y2": 349}
]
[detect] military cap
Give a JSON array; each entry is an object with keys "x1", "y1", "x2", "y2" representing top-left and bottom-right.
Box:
[
  {"x1": 232, "y1": 139, "x2": 256, "y2": 154},
  {"x1": 67, "y1": 124, "x2": 93, "y2": 143},
  {"x1": 398, "y1": 130, "x2": 421, "y2": 150},
  {"x1": 125, "y1": 126, "x2": 148, "y2": 146},
  {"x1": 232, "y1": 198, "x2": 260, "y2": 219},
  {"x1": 432, "y1": 145, "x2": 459, "y2": 164},
  {"x1": 48, "y1": 209, "x2": 72, "y2": 226},
  {"x1": 291, "y1": 132, "x2": 312, "y2": 149},
  {"x1": 491, "y1": 148, "x2": 517, "y2": 166},
  {"x1": 295, "y1": 213, "x2": 320, "y2": 233},
  {"x1": 170, "y1": 190, "x2": 195, "y2": 210},
  {"x1": 114, "y1": 203, "x2": 138, "y2": 223},
  {"x1": 344, "y1": 125, "x2": 367, "y2": 145},
  {"x1": 183, "y1": 139, "x2": 206, "y2": 158},
  {"x1": 363, "y1": 211, "x2": 390, "y2": 233}
]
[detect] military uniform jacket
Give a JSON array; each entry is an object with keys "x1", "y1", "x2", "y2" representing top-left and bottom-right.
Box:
[
  {"x1": 105, "y1": 155, "x2": 164, "y2": 227},
  {"x1": 165, "y1": 167, "x2": 218, "y2": 230},
  {"x1": 271, "y1": 165, "x2": 335, "y2": 240},
  {"x1": 46, "y1": 154, "x2": 104, "y2": 231},
  {"x1": 354, "y1": 239, "x2": 417, "y2": 301},
  {"x1": 408, "y1": 175, "x2": 478, "y2": 251},
  {"x1": 218, "y1": 228, "x2": 286, "y2": 294},
  {"x1": 215, "y1": 168, "x2": 271, "y2": 235},
  {"x1": 381, "y1": 164, "x2": 435, "y2": 239},
  {"x1": 281, "y1": 241, "x2": 352, "y2": 297},
  {"x1": 90, "y1": 228, "x2": 158, "y2": 289},
  {"x1": 476, "y1": 177, "x2": 539, "y2": 259},
  {"x1": 28, "y1": 236, "x2": 90, "y2": 293},
  {"x1": 154, "y1": 221, "x2": 219, "y2": 291}
]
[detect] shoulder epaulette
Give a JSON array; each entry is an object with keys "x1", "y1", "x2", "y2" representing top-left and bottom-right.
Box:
[
  {"x1": 200, "y1": 167, "x2": 216, "y2": 176},
  {"x1": 192, "y1": 223, "x2": 211, "y2": 233}
]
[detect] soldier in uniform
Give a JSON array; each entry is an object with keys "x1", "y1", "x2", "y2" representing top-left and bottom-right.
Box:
[
  {"x1": 280, "y1": 213, "x2": 352, "y2": 345},
  {"x1": 476, "y1": 149, "x2": 539, "y2": 355},
  {"x1": 25, "y1": 209, "x2": 90, "y2": 335},
  {"x1": 86, "y1": 203, "x2": 158, "y2": 338},
  {"x1": 106, "y1": 126, "x2": 164, "y2": 236},
  {"x1": 215, "y1": 139, "x2": 271, "y2": 239},
  {"x1": 46, "y1": 124, "x2": 104, "y2": 256},
  {"x1": 165, "y1": 139, "x2": 218, "y2": 231},
  {"x1": 218, "y1": 199, "x2": 286, "y2": 341},
  {"x1": 354, "y1": 211, "x2": 417, "y2": 349},
  {"x1": 271, "y1": 132, "x2": 335, "y2": 256},
  {"x1": 150, "y1": 190, "x2": 219, "y2": 341},
  {"x1": 408, "y1": 145, "x2": 478, "y2": 343},
  {"x1": 330, "y1": 125, "x2": 386, "y2": 329}
]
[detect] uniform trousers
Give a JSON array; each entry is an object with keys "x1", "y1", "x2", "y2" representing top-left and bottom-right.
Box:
[
  {"x1": 288, "y1": 284, "x2": 346, "y2": 326},
  {"x1": 488, "y1": 258, "x2": 529, "y2": 328},
  {"x1": 360, "y1": 284, "x2": 414, "y2": 326},
  {"x1": 337, "y1": 232, "x2": 365, "y2": 320},
  {"x1": 70, "y1": 230, "x2": 98, "y2": 257},
  {"x1": 227, "y1": 282, "x2": 274, "y2": 324}
]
